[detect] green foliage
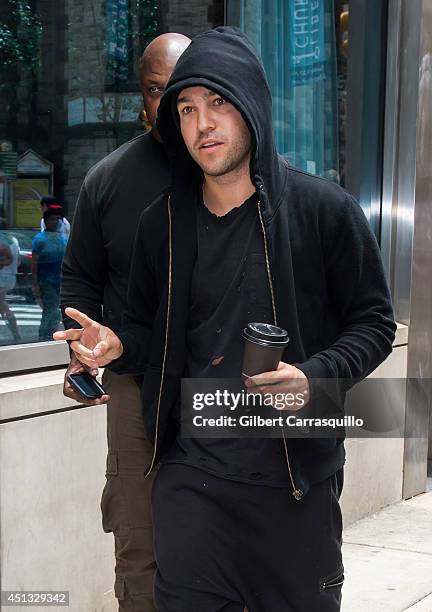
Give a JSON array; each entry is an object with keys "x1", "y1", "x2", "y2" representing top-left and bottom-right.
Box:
[{"x1": 0, "y1": 0, "x2": 42, "y2": 72}]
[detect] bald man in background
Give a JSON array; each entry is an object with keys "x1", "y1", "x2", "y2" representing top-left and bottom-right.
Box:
[{"x1": 60, "y1": 33, "x2": 191, "y2": 611}]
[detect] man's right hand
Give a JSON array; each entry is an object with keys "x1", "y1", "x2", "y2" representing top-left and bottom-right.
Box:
[
  {"x1": 53, "y1": 307, "x2": 123, "y2": 368},
  {"x1": 63, "y1": 354, "x2": 110, "y2": 406}
]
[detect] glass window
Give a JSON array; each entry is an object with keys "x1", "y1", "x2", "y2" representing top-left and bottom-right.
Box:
[
  {"x1": 0, "y1": 0, "x2": 224, "y2": 351},
  {"x1": 1, "y1": 0, "x2": 387, "y2": 354},
  {"x1": 226, "y1": 0, "x2": 388, "y2": 231}
]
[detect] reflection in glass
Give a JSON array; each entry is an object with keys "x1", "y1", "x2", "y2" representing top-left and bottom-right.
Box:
[
  {"x1": 0, "y1": 231, "x2": 21, "y2": 343},
  {"x1": 32, "y1": 211, "x2": 68, "y2": 342},
  {"x1": 0, "y1": 0, "x2": 224, "y2": 349},
  {"x1": 227, "y1": 0, "x2": 342, "y2": 182},
  {"x1": 0, "y1": 217, "x2": 69, "y2": 347}
]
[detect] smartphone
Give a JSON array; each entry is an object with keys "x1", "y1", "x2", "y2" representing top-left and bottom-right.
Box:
[{"x1": 67, "y1": 372, "x2": 106, "y2": 400}]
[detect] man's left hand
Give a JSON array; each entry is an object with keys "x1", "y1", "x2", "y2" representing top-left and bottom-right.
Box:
[{"x1": 244, "y1": 361, "x2": 309, "y2": 411}]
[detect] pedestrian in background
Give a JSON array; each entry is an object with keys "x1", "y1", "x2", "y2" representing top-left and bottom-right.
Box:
[
  {"x1": 40, "y1": 195, "x2": 70, "y2": 237},
  {"x1": 0, "y1": 232, "x2": 21, "y2": 341},
  {"x1": 32, "y1": 209, "x2": 68, "y2": 340}
]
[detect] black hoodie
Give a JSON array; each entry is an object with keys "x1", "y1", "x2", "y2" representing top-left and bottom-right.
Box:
[{"x1": 113, "y1": 27, "x2": 396, "y2": 499}]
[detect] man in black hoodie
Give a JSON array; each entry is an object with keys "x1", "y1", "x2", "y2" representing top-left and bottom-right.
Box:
[{"x1": 57, "y1": 28, "x2": 396, "y2": 611}]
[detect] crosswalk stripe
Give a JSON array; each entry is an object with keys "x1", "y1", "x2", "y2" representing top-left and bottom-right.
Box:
[
  {"x1": 0, "y1": 320, "x2": 40, "y2": 327},
  {"x1": 1, "y1": 304, "x2": 43, "y2": 327},
  {"x1": 11, "y1": 307, "x2": 41, "y2": 313}
]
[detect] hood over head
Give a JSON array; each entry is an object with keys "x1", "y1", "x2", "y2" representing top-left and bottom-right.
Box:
[{"x1": 157, "y1": 27, "x2": 287, "y2": 218}]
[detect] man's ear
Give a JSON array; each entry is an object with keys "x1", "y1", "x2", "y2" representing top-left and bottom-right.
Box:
[{"x1": 140, "y1": 109, "x2": 151, "y2": 131}]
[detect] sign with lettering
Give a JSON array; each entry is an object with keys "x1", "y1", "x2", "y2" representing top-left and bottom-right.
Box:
[
  {"x1": 289, "y1": 0, "x2": 325, "y2": 86},
  {"x1": 14, "y1": 178, "x2": 49, "y2": 228},
  {"x1": 106, "y1": 0, "x2": 129, "y2": 82}
]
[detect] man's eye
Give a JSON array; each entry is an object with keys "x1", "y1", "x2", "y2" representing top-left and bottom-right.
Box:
[
  {"x1": 149, "y1": 86, "x2": 162, "y2": 94},
  {"x1": 181, "y1": 106, "x2": 194, "y2": 115},
  {"x1": 214, "y1": 97, "x2": 226, "y2": 106}
]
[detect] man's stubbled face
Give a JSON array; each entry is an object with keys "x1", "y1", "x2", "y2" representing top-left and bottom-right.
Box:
[{"x1": 177, "y1": 86, "x2": 252, "y2": 178}]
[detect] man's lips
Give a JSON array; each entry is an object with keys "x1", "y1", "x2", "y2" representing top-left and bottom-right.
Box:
[{"x1": 198, "y1": 141, "x2": 224, "y2": 151}]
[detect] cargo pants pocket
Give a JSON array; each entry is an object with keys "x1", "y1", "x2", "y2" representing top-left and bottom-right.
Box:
[{"x1": 320, "y1": 567, "x2": 345, "y2": 592}]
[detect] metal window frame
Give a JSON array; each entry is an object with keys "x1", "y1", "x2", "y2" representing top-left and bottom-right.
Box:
[
  {"x1": 380, "y1": 0, "x2": 402, "y2": 284},
  {"x1": 382, "y1": 0, "x2": 422, "y2": 326},
  {"x1": 400, "y1": 0, "x2": 432, "y2": 498},
  {"x1": 344, "y1": 0, "x2": 389, "y2": 237}
]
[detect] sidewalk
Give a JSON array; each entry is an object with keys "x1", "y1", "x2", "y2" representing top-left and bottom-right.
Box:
[{"x1": 342, "y1": 491, "x2": 432, "y2": 611}]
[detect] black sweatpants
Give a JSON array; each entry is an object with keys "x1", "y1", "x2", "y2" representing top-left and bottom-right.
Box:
[{"x1": 152, "y1": 463, "x2": 344, "y2": 612}]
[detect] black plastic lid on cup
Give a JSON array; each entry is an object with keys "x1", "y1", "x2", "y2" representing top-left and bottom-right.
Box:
[{"x1": 242, "y1": 322, "x2": 289, "y2": 347}]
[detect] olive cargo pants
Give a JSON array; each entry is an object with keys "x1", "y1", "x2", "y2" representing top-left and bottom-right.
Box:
[{"x1": 101, "y1": 370, "x2": 157, "y2": 612}]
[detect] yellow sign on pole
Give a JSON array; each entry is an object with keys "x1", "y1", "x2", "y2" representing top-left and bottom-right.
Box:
[{"x1": 14, "y1": 178, "x2": 49, "y2": 228}]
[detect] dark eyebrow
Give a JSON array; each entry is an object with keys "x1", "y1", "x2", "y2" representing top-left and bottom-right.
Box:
[
  {"x1": 177, "y1": 95, "x2": 191, "y2": 105},
  {"x1": 177, "y1": 90, "x2": 220, "y2": 106}
]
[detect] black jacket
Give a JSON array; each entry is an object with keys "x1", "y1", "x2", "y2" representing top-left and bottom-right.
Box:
[
  {"x1": 61, "y1": 133, "x2": 170, "y2": 334},
  {"x1": 114, "y1": 27, "x2": 396, "y2": 498}
]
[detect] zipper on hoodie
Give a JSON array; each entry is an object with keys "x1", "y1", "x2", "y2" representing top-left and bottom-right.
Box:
[
  {"x1": 146, "y1": 195, "x2": 304, "y2": 503},
  {"x1": 257, "y1": 200, "x2": 304, "y2": 501},
  {"x1": 145, "y1": 196, "x2": 173, "y2": 477}
]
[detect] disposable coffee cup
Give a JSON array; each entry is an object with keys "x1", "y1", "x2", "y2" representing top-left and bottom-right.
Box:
[{"x1": 242, "y1": 322, "x2": 289, "y2": 378}]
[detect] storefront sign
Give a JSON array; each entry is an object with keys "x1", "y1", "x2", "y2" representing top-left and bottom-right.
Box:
[
  {"x1": 289, "y1": 0, "x2": 325, "y2": 86},
  {"x1": 14, "y1": 178, "x2": 49, "y2": 228}
]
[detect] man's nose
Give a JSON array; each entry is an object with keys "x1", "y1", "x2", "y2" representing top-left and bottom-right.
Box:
[{"x1": 197, "y1": 108, "x2": 216, "y2": 133}]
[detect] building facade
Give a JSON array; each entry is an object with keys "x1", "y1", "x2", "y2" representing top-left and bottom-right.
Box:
[{"x1": 1, "y1": 1, "x2": 431, "y2": 609}]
